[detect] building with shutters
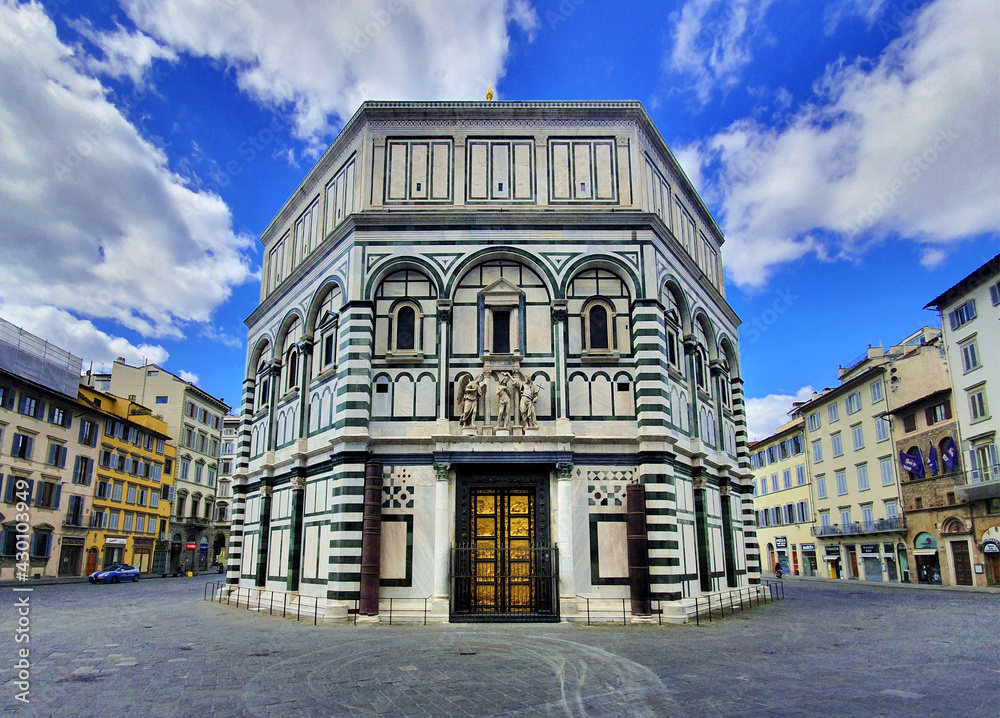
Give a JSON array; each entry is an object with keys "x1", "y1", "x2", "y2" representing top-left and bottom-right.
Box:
[
  {"x1": 749, "y1": 418, "x2": 816, "y2": 577},
  {"x1": 227, "y1": 100, "x2": 756, "y2": 623},
  {"x1": 85, "y1": 359, "x2": 230, "y2": 572},
  {"x1": 0, "y1": 318, "x2": 101, "y2": 578},
  {"x1": 77, "y1": 387, "x2": 176, "y2": 574},
  {"x1": 926, "y1": 254, "x2": 1000, "y2": 586}
]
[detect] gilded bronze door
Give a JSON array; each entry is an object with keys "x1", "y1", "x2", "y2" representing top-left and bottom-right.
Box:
[{"x1": 470, "y1": 487, "x2": 535, "y2": 614}]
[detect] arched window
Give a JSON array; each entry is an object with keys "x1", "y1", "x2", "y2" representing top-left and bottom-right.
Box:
[
  {"x1": 588, "y1": 304, "x2": 609, "y2": 350},
  {"x1": 396, "y1": 305, "x2": 416, "y2": 351},
  {"x1": 376, "y1": 270, "x2": 435, "y2": 359},
  {"x1": 255, "y1": 357, "x2": 270, "y2": 411},
  {"x1": 311, "y1": 283, "x2": 342, "y2": 376},
  {"x1": 582, "y1": 299, "x2": 615, "y2": 354},
  {"x1": 285, "y1": 348, "x2": 299, "y2": 390},
  {"x1": 694, "y1": 320, "x2": 710, "y2": 394}
]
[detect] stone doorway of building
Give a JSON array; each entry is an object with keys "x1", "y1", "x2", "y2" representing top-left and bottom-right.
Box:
[
  {"x1": 85, "y1": 548, "x2": 98, "y2": 576},
  {"x1": 950, "y1": 541, "x2": 973, "y2": 586},
  {"x1": 450, "y1": 467, "x2": 557, "y2": 622},
  {"x1": 846, "y1": 546, "x2": 859, "y2": 579},
  {"x1": 59, "y1": 543, "x2": 83, "y2": 576},
  {"x1": 987, "y1": 553, "x2": 1000, "y2": 585}
]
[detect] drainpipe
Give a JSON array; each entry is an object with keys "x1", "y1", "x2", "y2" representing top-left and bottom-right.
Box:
[{"x1": 359, "y1": 461, "x2": 383, "y2": 615}]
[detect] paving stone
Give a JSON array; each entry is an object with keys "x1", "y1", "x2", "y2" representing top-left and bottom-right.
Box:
[{"x1": 10, "y1": 577, "x2": 999, "y2": 717}]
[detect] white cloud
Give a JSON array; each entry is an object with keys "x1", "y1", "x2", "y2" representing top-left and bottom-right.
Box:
[
  {"x1": 666, "y1": 0, "x2": 783, "y2": 105},
  {"x1": 120, "y1": 0, "x2": 537, "y2": 150},
  {"x1": 73, "y1": 21, "x2": 177, "y2": 86},
  {"x1": 0, "y1": 3, "x2": 253, "y2": 343},
  {"x1": 823, "y1": 0, "x2": 890, "y2": 34},
  {"x1": 919, "y1": 247, "x2": 947, "y2": 269},
  {"x1": 746, "y1": 386, "x2": 814, "y2": 442},
  {"x1": 683, "y1": 0, "x2": 1000, "y2": 288},
  {"x1": 177, "y1": 370, "x2": 199, "y2": 384},
  {"x1": 0, "y1": 305, "x2": 169, "y2": 369}
]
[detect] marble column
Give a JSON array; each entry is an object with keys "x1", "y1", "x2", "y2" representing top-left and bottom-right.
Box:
[
  {"x1": 432, "y1": 462, "x2": 451, "y2": 602},
  {"x1": 436, "y1": 302, "x2": 452, "y2": 434},
  {"x1": 552, "y1": 303, "x2": 571, "y2": 433},
  {"x1": 286, "y1": 474, "x2": 306, "y2": 592},
  {"x1": 556, "y1": 461, "x2": 575, "y2": 605},
  {"x1": 254, "y1": 485, "x2": 273, "y2": 587}
]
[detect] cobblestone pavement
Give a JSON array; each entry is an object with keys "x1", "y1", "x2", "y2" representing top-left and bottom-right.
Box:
[{"x1": 1, "y1": 577, "x2": 996, "y2": 717}]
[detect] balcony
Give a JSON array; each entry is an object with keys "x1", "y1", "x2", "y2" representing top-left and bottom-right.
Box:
[{"x1": 811, "y1": 516, "x2": 906, "y2": 537}]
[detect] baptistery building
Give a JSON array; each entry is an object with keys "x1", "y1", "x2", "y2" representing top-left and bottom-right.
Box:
[{"x1": 227, "y1": 101, "x2": 757, "y2": 622}]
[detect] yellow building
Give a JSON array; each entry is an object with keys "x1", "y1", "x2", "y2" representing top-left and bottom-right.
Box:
[
  {"x1": 750, "y1": 418, "x2": 817, "y2": 576},
  {"x1": 79, "y1": 388, "x2": 175, "y2": 574}
]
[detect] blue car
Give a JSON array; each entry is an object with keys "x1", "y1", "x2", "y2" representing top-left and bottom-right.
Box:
[{"x1": 89, "y1": 564, "x2": 140, "y2": 584}]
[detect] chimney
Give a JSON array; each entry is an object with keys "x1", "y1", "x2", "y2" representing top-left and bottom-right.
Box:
[{"x1": 115, "y1": 357, "x2": 126, "y2": 364}]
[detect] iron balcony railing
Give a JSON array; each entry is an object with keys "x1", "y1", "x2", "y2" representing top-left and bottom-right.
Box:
[{"x1": 811, "y1": 516, "x2": 906, "y2": 537}]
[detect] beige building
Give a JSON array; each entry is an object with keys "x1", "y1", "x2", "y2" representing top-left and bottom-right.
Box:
[
  {"x1": 926, "y1": 254, "x2": 1000, "y2": 585},
  {"x1": 791, "y1": 329, "x2": 941, "y2": 582},
  {"x1": 0, "y1": 318, "x2": 102, "y2": 578},
  {"x1": 85, "y1": 359, "x2": 230, "y2": 572},
  {"x1": 749, "y1": 418, "x2": 816, "y2": 576}
]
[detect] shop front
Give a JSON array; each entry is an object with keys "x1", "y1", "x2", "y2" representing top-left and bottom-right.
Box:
[
  {"x1": 914, "y1": 532, "x2": 941, "y2": 584},
  {"x1": 824, "y1": 544, "x2": 842, "y2": 578},
  {"x1": 860, "y1": 543, "x2": 882, "y2": 582},
  {"x1": 983, "y1": 536, "x2": 1000, "y2": 585},
  {"x1": 103, "y1": 537, "x2": 127, "y2": 567},
  {"x1": 774, "y1": 537, "x2": 789, "y2": 574},
  {"x1": 800, "y1": 543, "x2": 818, "y2": 576},
  {"x1": 58, "y1": 537, "x2": 85, "y2": 576},
  {"x1": 133, "y1": 537, "x2": 154, "y2": 573}
]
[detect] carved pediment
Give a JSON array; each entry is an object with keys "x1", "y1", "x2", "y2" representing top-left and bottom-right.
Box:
[{"x1": 480, "y1": 277, "x2": 523, "y2": 304}]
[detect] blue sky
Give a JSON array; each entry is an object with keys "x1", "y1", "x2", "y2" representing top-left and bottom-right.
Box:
[{"x1": 0, "y1": 0, "x2": 996, "y2": 435}]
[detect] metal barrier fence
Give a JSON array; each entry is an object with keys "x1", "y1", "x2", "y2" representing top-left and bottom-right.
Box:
[
  {"x1": 204, "y1": 581, "x2": 432, "y2": 626},
  {"x1": 582, "y1": 580, "x2": 785, "y2": 627},
  {"x1": 203, "y1": 581, "x2": 319, "y2": 625},
  {"x1": 207, "y1": 580, "x2": 783, "y2": 628}
]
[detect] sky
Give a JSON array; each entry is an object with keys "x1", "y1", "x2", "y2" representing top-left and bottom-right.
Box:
[{"x1": 0, "y1": 0, "x2": 997, "y2": 435}]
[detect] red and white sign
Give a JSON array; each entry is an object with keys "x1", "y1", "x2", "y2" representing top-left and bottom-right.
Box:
[{"x1": 185, "y1": 543, "x2": 196, "y2": 550}]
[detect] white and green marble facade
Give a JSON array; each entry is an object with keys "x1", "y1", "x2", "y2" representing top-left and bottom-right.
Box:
[{"x1": 227, "y1": 101, "x2": 758, "y2": 620}]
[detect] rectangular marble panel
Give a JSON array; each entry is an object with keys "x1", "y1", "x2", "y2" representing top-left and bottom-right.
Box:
[
  {"x1": 491, "y1": 143, "x2": 510, "y2": 199},
  {"x1": 594, "y1": 141, "x2": 615, "y2": 199},
  {"x1": 410, "y1": 143, "x2": 428, "y2": 198},
  {"x1": 591, "y1": 376, "x2": 612, "y2": 416},
  {"x1": 468, "y1": 142, "x2": 488, "y2": 199},
  {"x1": 452, "y1": 305, "x2": 478, "y2": 354},
  {"x1": 551, "y1": 142, "x2": 571, "y2": 200},
  {"x1": 415, "y1": 376, "x2": 435, "y2": 417},
  {"x1": 431, "y1": 142, "x2": 450, "y2": 199},
  {"x1": 513, "y1": 142, "x2": 532, "y2": 199},
  {"x1": 381, "y1": 520, "x2": 407, "y2": 579},
  {"x1": 525, "y1": 305, "x2": 551, "y2": 355},
  {"x1": 387, "y1": 143, "x2": 407, "y2": 200},
  {"x1": 393, "y1": 377, "x2": 414, "y2": 418},
  {"x1": 303, "y1": 525, "x2": 318, "y2": 580},
  {"x1": 598, "y1": 520, "x2": 628, "y2": 578},
  {"x1": 573, "y1": 142, "x2": 593, "y2": 199}
]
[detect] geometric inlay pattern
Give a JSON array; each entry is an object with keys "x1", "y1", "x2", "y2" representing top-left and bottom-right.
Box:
[
  {"x1": 586, "y1": 469, "x2": 635, "y2": 507},
  {"x1": 382, "y1": 466, "x2": 415, "y2": 510}
]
